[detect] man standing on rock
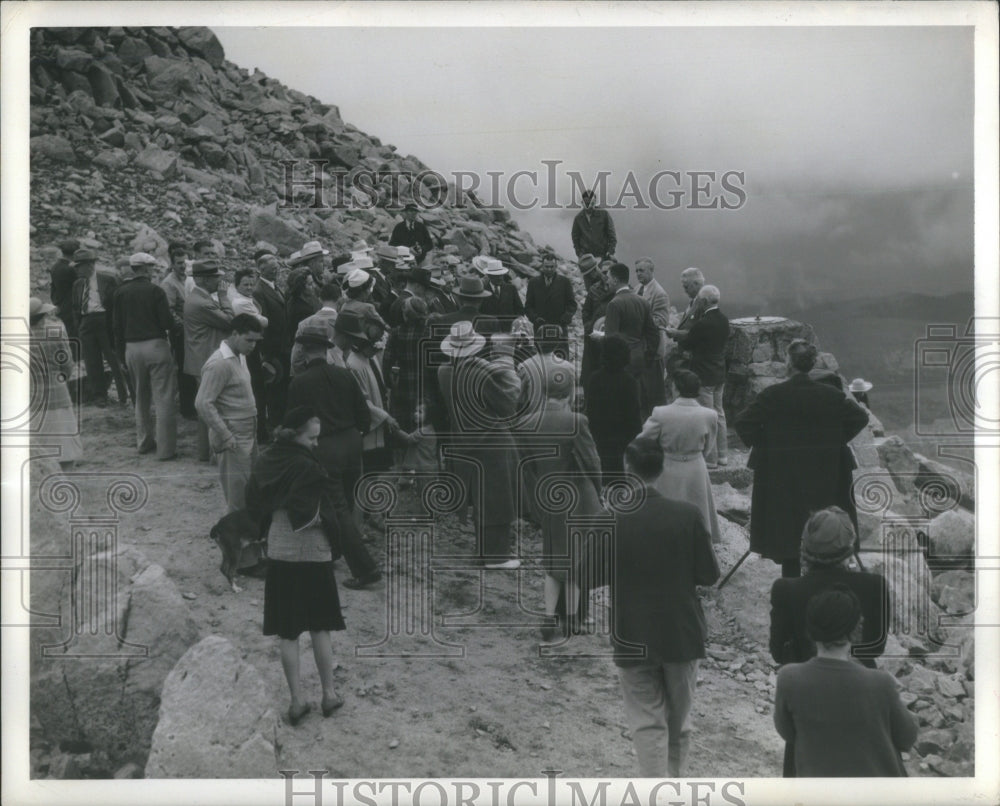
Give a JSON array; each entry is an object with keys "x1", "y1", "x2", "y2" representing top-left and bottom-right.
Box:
[
  {"x1": 735, "y1": 339, "x2": 870, "y2": 578},
  {"x1": 161, "y1": 241, "x2": 198, "y2": 419},
  {"x1": 667, "y1": 285, "x2": 730, "y2": 467},
  {"x1": 525, "y1": 251, "x2": 577, "y2": 338},
  {"x1": 184, "y1": 258, "x2": 234, "y2": 461},
  {"x1": 71, "y1": 249, "x2": 130, "y2": 407},
  {"x1": 571, "y1": 189, "x2": 617, "y2": 260},
  {"x1": 389, "y1": 202, "x2": 434, "y2": 265},
  {"x1": 112, "y1": 253, "x2": 177, "y2": 460},
  {"x1": 196, "y1": 314, "x2": 264, "y2": 515},
  {"x1": 611, "y1": 436, "x2": 720, "y2": 778}
]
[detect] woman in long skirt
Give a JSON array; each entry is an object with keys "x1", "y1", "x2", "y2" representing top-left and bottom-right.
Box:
[{"x1": 246, "y1": 406, "x2": 346, "y2": 725}]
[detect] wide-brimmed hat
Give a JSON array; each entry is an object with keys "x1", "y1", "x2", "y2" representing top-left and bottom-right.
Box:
[
  {"x1": 340, "y1": 255, "x2": 375, "y2": 274},
  {"x1": 352, "y1": 239, "x2": 374, "y2": 254},
  {"x1": 848, "y1": 378, "x2": 873, "y2": 393},
  {"x1": 71, "y1": 248, "x2": 98, "y2": 266},
  {"x1": 453, "y1": 275, "x2": 492, "y2": 299},
  {"x1": 441, "y1": 320, "x2": 486, "y2": 358},
  {"x1": 346, "y1": 268, "x2": 371, "y2": 289},
  {"x1": 578, "y1": 254, "x2": 599, "y2": 275},
  {"x1": 473, "y1": 256, "x2": 506, "y2": 276},
  {"x1": 29, "y1": 297, "x2": 56, "y2": 318},
  {"x1": 800, "y1": 507, "x2": 856, "y2": 566},
  {"x1": 333, "y1": 310, "x2": 369, "y2": 342},
  {"x1": 295, "y1": 323, "x2": 334, "y2": 349},
  {"x1": 374, "y1": 244, "x2": 399, "y2": 261},
  {"x1": 129, "y1": 252, "x2": 159, "y2": 268},
  {"x1": 191, "y1": 258, "x2": 224, "y2": 277},
  {"x1": 408, "y1": 267, "x2": 434, "y2": 288},
  {"x1": 288, "y1": 241, "x2": 329, "y2": 265},
  {"x1": 395, "y1": 245, "x2": 416, "y2": 263}
]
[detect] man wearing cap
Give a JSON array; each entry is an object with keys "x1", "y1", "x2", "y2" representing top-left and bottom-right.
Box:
[
  {"x1": 253, "y1": 250, "x2": 290, "y2": 428},
  {"x1": 736, "y1": 340, "x2": 870, "y2": 578},
  {"x1": 571, "y1": 190, "x2": 617, "y2": 260},
  {"x1": 773, "y1": 586, "x2": 916, "y2": 777},
  {"x1": 70, "y1": 249, "x2": 130, "y2": 407},
  {"x1": 389, "y1": 203, "x2": 434, "y2": 265},
  {"x1": 50, "y1": 238, "x2": 81, "y2": 349},
  {"x1": 603, "y1": 262, "x2": 660, "y2": 417},
  {"x1": 525, "y1": 252, "x2": 577, "y2": 338},
  {"x1": 196, "y1": 314, "x2": 265, "y2": 516},
  {"x1": 480, "y1": 258, "x2": 525, "y2": 332},
  {"x1": 184, "y1": 258, "x2": 235, "y2": 462},
  {"x1": 112, "y1": 253, "x2": 177, "y2": 459},
  {"x1": 286, "y1": 325, "x2": 382, "y2": 590}
]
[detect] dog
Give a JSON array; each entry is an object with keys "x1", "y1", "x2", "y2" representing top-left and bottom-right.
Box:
[{"x1": 209, "y1": 509, "x2": 265, "y2": 593}]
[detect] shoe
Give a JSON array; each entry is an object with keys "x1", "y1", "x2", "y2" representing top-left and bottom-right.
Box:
[
  {"x1": 138, "y1": 441, "x2": 156, "y2": 455},
  {"x1": 288, "y1": 703, "x2": 311, "y2": 726},
  {"x1": 706, "y1": 463, "x2": 718, "y2": 471},
  {"x1": 484, "y1": 559, "x2": 521, "y2": 570},
  {"x1": 342, "y1": 571, "x2": 382, "y2": 590},
  {"x1": 321, "y1": 693, "x2": 344, "y2": 716},
  {"x1": 717, "y1": 457, "x2": 729, "y2": 467}
]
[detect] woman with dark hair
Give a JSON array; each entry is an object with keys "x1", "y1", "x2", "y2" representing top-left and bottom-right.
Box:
[
  {"x1": 584, "y1": 334, "x2": 643, "y2": 480},
  {"x1": 246, "y1": 406, "x2": 346, "y2": 725},
  {"x1": 637, "y1": 369, "x2": 721, "y2": 543},
  {"x1": 774, "y1": 586, "x2": 917, "y2": 776},
  {"x1": 29, "y1": 297, "x2": 83, "y2": 470},
  {"x1": 285, "y1": 268, "x2": 320, "y2": 336}
]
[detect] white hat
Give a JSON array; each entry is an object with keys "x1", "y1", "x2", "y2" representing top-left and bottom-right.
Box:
[
  {"x1": 482, "y1": 258, "x2": 507, "y2": 276},
  {"x1": 346, "y1": 268, "x2": 371, "y2": 288},
  {"x1": 288, "y1": 240, "x2": 329, "y2": 265},
  {"x1": 441, "y1": 320, "x2": 486, "y2": 358},
  {"x1": 395, "y1": 246, "x2": 416, "y2": 262},
  {"x1": 848, "y1": 378, "x2": 873, "y2": 393},
  {"x1": 340, "y1": 255, "x2": 375, "y2": 274},
  {"x1": 352, "y1": 239, "x2": 374, "y2": 254},
  {"x1": 129, "y1": 252, "x2": 159, "y2": 268}
]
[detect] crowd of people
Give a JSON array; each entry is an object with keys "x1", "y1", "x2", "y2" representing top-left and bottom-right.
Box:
[{"x1": 30, "y1": 197, "x2": 913, "y2": 777}]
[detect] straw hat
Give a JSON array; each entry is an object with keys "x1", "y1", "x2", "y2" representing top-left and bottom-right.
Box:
[{"x1": 441, "y1": 321, "x2": 486, "y2": 358}]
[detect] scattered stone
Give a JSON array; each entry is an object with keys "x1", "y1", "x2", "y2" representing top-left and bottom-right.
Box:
[
  {"x1": 388, "y1": 739, "x2": 400, "y2": 749},
  {"x1": 114, "y1": 761, "x2": 143, "y2": 779},
  {"x1": 936, "y1": 675, "x2": 967, "y2": 700},
  {"x1": 915, "y1": 729, "x2": 954, "y2": 756},
  {"x1": 181, "y1": 592, "x2": 197, "y2": 600},
  {"x1": 135, "y1": 145, "x2": 178, "y2": 178},
  {"x1": 31, "y1": 135, "x2": 76, "y2": 163}
]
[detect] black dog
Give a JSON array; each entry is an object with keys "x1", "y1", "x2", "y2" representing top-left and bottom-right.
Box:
[{"x1": 209, "y1": 509, "x2": 264, "y2": 593}]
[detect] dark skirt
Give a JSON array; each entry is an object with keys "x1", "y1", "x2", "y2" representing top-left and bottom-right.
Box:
[{"x1": 263, "y1": 560, "x2": 346, "y2": 640}]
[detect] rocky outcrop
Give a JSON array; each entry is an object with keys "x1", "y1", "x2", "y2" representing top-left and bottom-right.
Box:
[{"x1": 146, "y1": 636, "x2": 278, "y2": 778}]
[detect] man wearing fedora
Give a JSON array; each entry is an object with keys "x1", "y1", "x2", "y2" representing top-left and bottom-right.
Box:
[
  {"x1": 438, "y1": 323, "x2": 522, "y2": 569},
  {"x1": 196, "y1": 314, "x2": 265, "y2": 519},
  {"x1": 288, "y1": 240, "x2": 330, "y2": 284},
  {"x1": 571, "y1": 190, "x2": 617, "y2": 261},
  {"x1": 184, "y1": 258, "x2": 235, "y2": 462},
  {"x1": 71, "y1": 248, "x2": 130, "y2": 407},
  {"x1": 479, "y1": 258, "x2": 525, "y2": 333},
  {"x1": 286, "y1": 324, "x2": 382, "y2": 590},
  {"x1": 389, "y1": 202, "x2": 434, "y2": 265},
  {"x1": 525, "y1": 251, "x2": 577, "y2": 338},
  {"x1": 112, "y1": 253, "x2": 177, "y2": 459}
]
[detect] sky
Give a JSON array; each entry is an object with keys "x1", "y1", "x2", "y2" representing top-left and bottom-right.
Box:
[{"x1": 215, "y1": 23, "x2": 974, "y2": 307}]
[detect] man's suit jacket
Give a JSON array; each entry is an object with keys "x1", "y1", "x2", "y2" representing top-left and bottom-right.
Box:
[
  {"x1": 735, "y1": 374, "x2": 870, "y2": 561},
  {"x1": 676, "y1": 307, "x2": 729, "y2": 386},
  {"x1": 253, "y1": 280, "x2": 289, "y2": 367},
  {"x1": 389, "y1": 220, "x2": 434, "y2": 262},
  {"x1": 481, "y1": 280, "x2": 525, "y2": 331},
  {"x1": 638, "y1": 279, "x2": 670, "y2": 358},
  {"x1": 183, "y1": 285, "x2": 234, "y2": 376},
  {"x1": 525, "y1": 274, "x2": 577, "y2": 330},
  {"x1": 71, "y1": 271, "x2": 119, "y2": 333},
  {"x1": 604, "y1": 288, "x2": 659, "y2": 374},
  {"x1": 610, "y1": 489, "x2": 720, "y2": 665},
  {"x1": 770, "y1": 566, "x2": 890, "y2": 669}
]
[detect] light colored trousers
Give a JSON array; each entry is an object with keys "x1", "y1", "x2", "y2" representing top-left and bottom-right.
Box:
[
  {"x1": 217, "y1": 416, "x2": 257, "y2": 513},
  {"x1": 125, "y1": 338, "x2": 177, "y2": 459},
  {"x1": 618, "y1": 659, "x2": 699, "y2": 777},
  {"x1": 697, "y1": 384, "x2": 727, "y2": 465}
]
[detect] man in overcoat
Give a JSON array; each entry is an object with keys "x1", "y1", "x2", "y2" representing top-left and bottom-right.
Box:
[
  {"x1": 735, "y1": 340, "x2": 870, "y2": 577},
  {"x1": 603, "y1": 262, "x2": 660, "y2": 416},
  {"x1": 525, "y1": 251, "x2": 577, "y2": 337}
]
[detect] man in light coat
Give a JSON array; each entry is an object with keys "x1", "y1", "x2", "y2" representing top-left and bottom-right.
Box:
[{"x1": 635, "y1": 257, "x2": 670, "y2": 408}]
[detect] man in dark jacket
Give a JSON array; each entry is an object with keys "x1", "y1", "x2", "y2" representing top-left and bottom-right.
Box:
[
  {"x1": 571, "y1": 190, "x2": 617, "y2": 259},
  {"x1": 603, "y1": 263, "x2": 660, "y2": 416},
  {"x1": 480, "y1": 261, "x2": 524, "y2": 332},
  {"x1": 253, "y1": 250, "x2": 290, "y2": 430},
  {"x1": 49, "y1": 238, "x2": 80, "y2": 350},
  {"x1": 71, "y1": 249, "x2": 130, "y2": 407},
  {"x1": 735, "y1": 340, "x2": 870, "y2": 577},
  {"x1": 671, "y1": 284, "x2": 730, "y2": 466},
  {"x1": 611, "y1": 436, "x2": 720, "y2": 777},
  {"x1": 389, "y1": 203, "x2": 434, "y2": 264},
  {"x1": 525, "y1": 251, "x2": 577, "y2": 337}
]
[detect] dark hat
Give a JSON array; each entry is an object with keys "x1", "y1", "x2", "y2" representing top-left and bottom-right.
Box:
[
  {"x1": 578, "y1": 254, "x2": 599, "y2": 275},
  {"x1": 806, "y1": 585, "x2": 863, "y2": 644},
  {"x1": 59, "y1": 238, "x2": 81, "y2": 256},
  {"x1": 295, "y1": 323, "x2": 334, "y2": 348},
  {"x1": 71, "y1": 248, "x2": 97, "y2": 265},
  {"x1": 403, "y1": 202, "x2": 419, "y2": 212},
  {"x1": 191, "y1": 258, "x2": 224, "y2": 277},
  {"x1": 333, "y1": 310, "x2": 369, "y2": 342},
  {"x1": 800, "y1": 507, "x2": 856, "y2": 566},
  {"x1": 453, "y1": 275, "x2": 492, "y2": 299},
  {"x1": 408, "y1": 267, "x2": 434, "y2": 288}
]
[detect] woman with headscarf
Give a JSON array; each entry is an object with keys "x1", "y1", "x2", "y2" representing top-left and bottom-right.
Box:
[
  {"x1": 29, "y1": 297, "x2": 83, "y2": 470},
  {"x1": 245, "y1": 406, "x2": 346, "y2": 725},
  {"x1": 637, "y1": 369, "x2": 721, "y2": 544},
  {"x1": 285, "y1": 267, "x2": 320, "y2": 337}
]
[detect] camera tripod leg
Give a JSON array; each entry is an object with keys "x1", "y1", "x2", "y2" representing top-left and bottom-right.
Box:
[{"x1": 717, "y1": 548, "x2": 752, "y2": 591}]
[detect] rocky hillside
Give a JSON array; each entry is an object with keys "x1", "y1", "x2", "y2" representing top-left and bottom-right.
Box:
[{"x1": 28, "y1": 26, "x2": 547, "y2": 286}]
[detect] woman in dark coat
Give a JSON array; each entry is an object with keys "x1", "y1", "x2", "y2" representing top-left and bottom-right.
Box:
[
  {"x1": 285, "y1": 268, "x2": 320, "y2": 337},
  {"x1": 584, "y1": 335, "x2": 643, "y2": 481},
  {"x1": 383, "y1": 296, "x2": 428, "y2": 434},
  {"x1": 246, "y1": 406, "x2": 346, "y2": 725}
]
